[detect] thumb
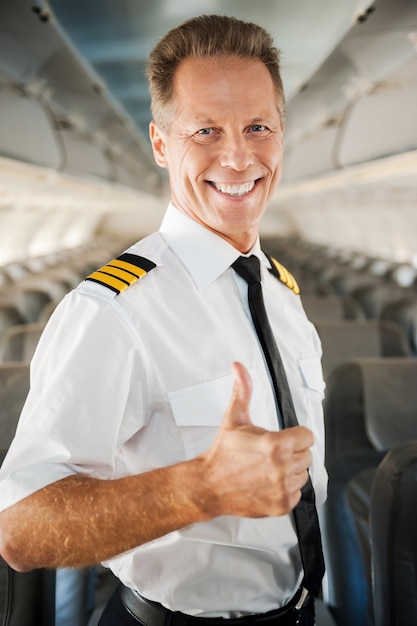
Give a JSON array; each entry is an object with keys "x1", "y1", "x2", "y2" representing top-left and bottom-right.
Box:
[{"x1": 222, "y1": 362, "x2": 253, "y2": 429}]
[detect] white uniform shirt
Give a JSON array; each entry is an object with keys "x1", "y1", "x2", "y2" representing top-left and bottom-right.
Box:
[{"x1": 0, "y1": 203, "x2": 327, "y2": 616}]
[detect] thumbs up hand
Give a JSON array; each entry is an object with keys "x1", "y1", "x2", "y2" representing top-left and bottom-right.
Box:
[
  {"x1": 221, "y1": 361, "x2": 254, "y2": 428},
  {"x1": 198, "y1": 362, "x2": 314, "y2": 519}
]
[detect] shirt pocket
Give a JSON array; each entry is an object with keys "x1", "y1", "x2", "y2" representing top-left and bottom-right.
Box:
[{"x1": 168, "y1": 367, "x2": 265, "y2": 459}]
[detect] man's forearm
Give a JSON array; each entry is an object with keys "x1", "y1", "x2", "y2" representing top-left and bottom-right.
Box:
[{"x1": 0, "y1": 457, "x2": 209, "y2": 571}]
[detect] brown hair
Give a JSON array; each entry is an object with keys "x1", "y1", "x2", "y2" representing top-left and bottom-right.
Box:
[{"x1": 146, "y1": 14, "x2": 285, "y2": 130}]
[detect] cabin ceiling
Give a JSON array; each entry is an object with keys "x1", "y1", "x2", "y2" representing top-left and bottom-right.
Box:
[
  {"x1": 0, "y1": 0, "x2": 417, "y2": 194},
  {"x1": 0, "y1": 0, "x2": 416, "y2": 264},
  {"x1": 0, "y1": 0, "x2": 387, "y2": 191},
  {"x1": 1, "y1": 0, "x2": 416, "y2": 192},
  {"x1": 47, "y1": 0, "x2": 376, "y2": 138}
]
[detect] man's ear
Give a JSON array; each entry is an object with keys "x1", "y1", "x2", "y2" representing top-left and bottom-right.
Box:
[{"x1": 149, "y1": 121, "x2": 168, "y2": 168}]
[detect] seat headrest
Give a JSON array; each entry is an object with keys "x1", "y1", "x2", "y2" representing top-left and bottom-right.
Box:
[{"x1": 358, "y1": 358, "x2": 417, "y2": 451}]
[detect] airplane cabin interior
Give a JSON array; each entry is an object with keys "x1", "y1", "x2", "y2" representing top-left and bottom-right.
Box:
[{"x1": 0, "y1": 1, "x2": 417, "y2": 625}]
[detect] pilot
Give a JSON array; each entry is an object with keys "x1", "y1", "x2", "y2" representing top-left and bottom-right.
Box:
[{"x1": 0, "y1": 14, "x2": 327, "y2": 626}]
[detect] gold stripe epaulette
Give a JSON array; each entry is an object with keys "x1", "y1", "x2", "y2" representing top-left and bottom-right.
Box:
[
  {"x1": 268, "y1": 256, "x2": 300, "y2": 295},
  {"x1": 85, "y1": 253, "x2": 156, "y2": 294}
]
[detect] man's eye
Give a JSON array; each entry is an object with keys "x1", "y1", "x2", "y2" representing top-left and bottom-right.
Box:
[
  {"x1": 250, "y1": 124, "x2": 266, "y2": 132},
  {"x1": 197, "y1": 128, "x2": 213, "y2": 135}
]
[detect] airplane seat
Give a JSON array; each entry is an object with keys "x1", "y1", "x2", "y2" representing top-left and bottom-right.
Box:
[
  {"x1": 380, "y1": 296, "x2": 417, "y2": 355},
  {"x1": 0, "y1": 363, "x2": 30, "y2": 449},
  {"x1": 0, "y1": 304, "x2": 26, "y2": 343},
  {"x1": 378, "y1": 319, "x2": 412, "y2": 357},
  {"x1": 322, "y1": 358, "x2": 417, "y2": 626},
  {"x1": 0, "y1": 323, "x2": 45, "y2": 362},
  {"x1": 370, "y1": 441, "x2": 417, "y2": 626},
  {"x1": 302, "y1": 294, "x2": 363, "y2": 321},
  {"x1": 16, "y1": 289, "x2": 51, "y2": 323},
  {"x1": 0, "y1": 273, "x2": 12, "y2": 289},
  {"x1": 346, "y1": 356, "x2": 417, "y2": 624},
  {"x1": 327, "y1": 271, "x2": 376, "y2": 298},
  {"x1": 314, "y1": 320, "x2": 410, "y2": 380},
  {"x1": 321, "y1": 360, "x2": 385, "y2": 626},
  {"x1": 311, "y1": 264, "x2": 342, "y2": 295},
  {"x1": 0, "y1": 447, "x2": 56, "y2": 626},
  {"x1": 293, "y1": 262, "x2": 333, "y2": 296},
  {"x1": 11, "y1": 278, "x2": 62, "y2": 323},
  {"x1": 343, "y1": 296, "x2": 366, "y2": 320},
  {"x1": 38, "y1": 300, "x2": 58, "y2": 325},
  {"x1": 43, "y1": 267, "x2": 83, "y2": 292},
  {"x1": 16, "y1": 278, "x2": 69, "y2": 312},
  {"x1": 385, "y1": 264, "x2": 417, "y2": 290},
  {"x1": 296, "y1": 276, "x2": 327, "y2": 296},
  {"x1": 350, "y1": 283, "x2": 412, "y2": 320},
  {"x1": 1, "y1": 263, "x2": 31, "y2": 284}
]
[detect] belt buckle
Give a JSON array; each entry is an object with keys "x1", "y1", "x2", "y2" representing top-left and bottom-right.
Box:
[{"x1": 294, "y1": 588, "x2": 309, "y2": 625}]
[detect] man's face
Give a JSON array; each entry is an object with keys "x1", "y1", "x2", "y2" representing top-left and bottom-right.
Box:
[{"x1": 150, "y1": 56, "x2": 284, "y2": 252}]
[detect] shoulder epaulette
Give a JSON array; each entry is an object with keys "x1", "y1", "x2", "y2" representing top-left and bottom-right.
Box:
[
  {"x1": 85, "y1": 253, "x2": 156, "y2": 295},
  {"x1": 266, "y1": 254, "x2": 300, "y2": 295}
]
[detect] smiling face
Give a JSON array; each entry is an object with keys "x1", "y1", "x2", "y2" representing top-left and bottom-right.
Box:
[{"x1": 149, "y1": 56, "x2": 284, "y2": 252}]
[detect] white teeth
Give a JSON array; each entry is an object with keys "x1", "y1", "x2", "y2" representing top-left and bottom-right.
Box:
[{"x1": 212, "y1": 181, "x2": 255, "y2": 196}]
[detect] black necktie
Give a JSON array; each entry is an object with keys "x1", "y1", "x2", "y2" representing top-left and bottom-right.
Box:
[{"x1": 232, "y1": 255, "x2": 325, "y2": 597}]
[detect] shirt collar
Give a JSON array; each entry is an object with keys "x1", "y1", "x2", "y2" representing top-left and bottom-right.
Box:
[{"x1": 159, "y1": 202, "x2": 263, "y2": 290}]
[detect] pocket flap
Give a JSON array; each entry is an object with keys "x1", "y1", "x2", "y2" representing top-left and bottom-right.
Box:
[
  {"x1": 298, "y1": 357, "x2": 325, "y2": 395},
  {"x1": 168, "y1": 367, "x2": 265, "y2": 427}
]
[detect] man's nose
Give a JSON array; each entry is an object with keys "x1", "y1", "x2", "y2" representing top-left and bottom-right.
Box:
[{"x1": 219, "y1": 133, "x2": 254, "y2": 171}]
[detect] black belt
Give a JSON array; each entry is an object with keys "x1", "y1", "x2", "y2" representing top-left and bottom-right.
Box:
[{"x1": 120, "y1": 585, "x2": 311, "y2": 626}]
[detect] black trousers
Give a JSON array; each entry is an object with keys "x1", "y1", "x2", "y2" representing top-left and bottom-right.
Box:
[{"x1": 98, "y1": 587, "x2": 315, "y2": 626}]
